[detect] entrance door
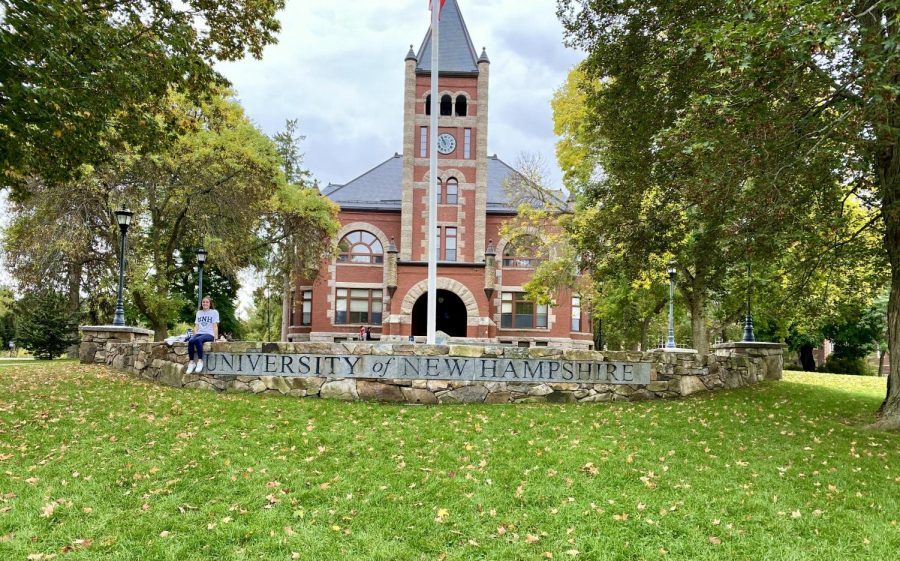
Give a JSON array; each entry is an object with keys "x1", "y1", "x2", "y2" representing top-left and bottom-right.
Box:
[{"x1": 411, "y1": 290, "x2": 468, "y2": 337}]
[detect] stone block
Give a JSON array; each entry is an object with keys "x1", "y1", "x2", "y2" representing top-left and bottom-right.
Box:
[
  {"x1": 527, "y1": 347, "x2": 563, "y2": 359},
  {"x1": 442, "y1": 385, "x2": 488, "y2": 403},
  {"x1": 646, "y1": 381, "x2": 669, "y2": 392},
  {"x1": 358, "y1": 380, "x2": 405, "y2": 402},
  {"x1": 562, "y1": 349, "x2": 602, "y2": 361},
  {"x1": 290, "y1": 377, "x2": 325, "y2": 394},
  {"x1": 678, "y1": 375, "x2": 707, "y2": 396},
  {"x1": 401, "y1": 387, "x2": 438, "y2": 404},
  {"x1": 263, "y1": 376, "x2": 292, "y2": 394},
  {"x1": 580, "y1": 392, "x2": 613, "y2": 402},
  {"x1": 426, "y1": 380, "x2": 452, "y2": 392},
  {"x1": 158, "y1": 363, "x2": 186, "y2": 387},
  {"x1": 546, "y1": 391, "x2": 577, "y2": 403},
  {"x1": 320, "y1": 379, "x2": 358, "y2": 401},
  {"x1": 484, "y1": 391, "x2": 513, "y2": 404},
  {"x1": 528, "y1": 384, "x2": 553, "y2": 396},
  {"x1": 414, "y1": 345, "x2": 450, "y2": 356},
  {"x1": 629, "y1": 389, "x2": 655, "y2": 401},
  {"x1": 250, "y1": 379, "x2": 268, "y2": 393},
  {"x1": 184, "y1": 380, "x2": 215, "y2": 391},
  {"x1": 79, "y1": 343, "x2": 98, "y2": 364},
  {"x1": 449, "y1": 345, "x2": 484, "y2": 358}
]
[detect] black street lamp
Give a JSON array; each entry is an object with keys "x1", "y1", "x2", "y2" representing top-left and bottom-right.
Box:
[
  {"x1": 742, "y1": 262, "x2": 756, "y2": 342},
  {"x1": 666, "y1": 261, "x2": 677, "y2": 349},
  {"x1": 112, "y1": 206, "x2": 134, "y2": 326},
  {"x1": 196, "y1": 247, "x2": 207, "y2": 310}
]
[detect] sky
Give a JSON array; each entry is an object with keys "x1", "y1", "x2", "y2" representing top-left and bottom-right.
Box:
[
  {"x1": 1, "y1": 0, "x2": 584, "y2": 316},
  {"x1": 216, "y1": 0, "x2": 583, "y2": 189}
]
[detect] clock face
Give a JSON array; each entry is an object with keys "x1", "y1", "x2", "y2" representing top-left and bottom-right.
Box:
[{"x1": 437, "y1": 133, "x2": 456, "y2": 154}]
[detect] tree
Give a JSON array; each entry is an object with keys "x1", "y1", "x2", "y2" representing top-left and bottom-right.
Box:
[
  {"x1": 14, "y1": 290, "x2": 80, "y2": 359},
  {"x1": 0, "y1": 0, "x2": 284, "y2": 196},
  {"x1": 0, "y1": 287, "x2": 15, "y2": 349},
  {"x1": 2, "y1": 176, "x2": 118, "y2": 316},
  {"x1": 559, "y1": 0, "x2": 900, "y2": 426},
  {"x1": 268, "y1": 119, "x2": 340, "y2": 341}
]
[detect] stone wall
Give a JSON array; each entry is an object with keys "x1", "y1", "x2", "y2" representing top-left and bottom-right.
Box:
[
  {"x1": 79, "y1": 326, "x2": 154, "y2": 365},
  {"x1": 81, "y1": 333, "x2": 784, "y2": 403}
]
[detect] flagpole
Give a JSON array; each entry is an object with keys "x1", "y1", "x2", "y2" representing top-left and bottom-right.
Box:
[{"x1": 427, "y1": 2, "x2": 439, "y2": 345}]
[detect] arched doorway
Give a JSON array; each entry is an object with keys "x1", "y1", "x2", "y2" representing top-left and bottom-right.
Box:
[{"x1": 411, "y1": 290, "x2": 467, "y2": 337}]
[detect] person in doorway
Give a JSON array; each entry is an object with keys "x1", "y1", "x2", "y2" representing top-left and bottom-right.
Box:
[
  {"x1": 366, "y1": 326, "x2": 372, "y2": 341},
  {"x1": 359, "y1": 325, "x2": 366, "y2": 341},
  {"x1": 186, "y1": 296, "x2": 219, "y2": 374}
]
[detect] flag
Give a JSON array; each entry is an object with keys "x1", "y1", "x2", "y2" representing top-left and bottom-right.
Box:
[{"x1": 429, "y1": 0, "x2": 446, "y2": 14}]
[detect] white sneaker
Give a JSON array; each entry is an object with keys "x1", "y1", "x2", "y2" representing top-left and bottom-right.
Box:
[
  {"x1": 196, "y1": 359, "x2": 204, "y2": 373},
  {"x1": 185, "y1": 361, "x2": 196, "y2": 374}
]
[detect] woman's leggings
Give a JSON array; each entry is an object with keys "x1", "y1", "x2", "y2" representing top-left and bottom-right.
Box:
[{"x1": 187, "y1": 334, "x2": 215, "y2": 360}]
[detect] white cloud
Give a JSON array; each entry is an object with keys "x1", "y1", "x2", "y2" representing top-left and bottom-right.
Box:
[{"x1": 216, "y1": 0, "x2": 583, "y2": 187}]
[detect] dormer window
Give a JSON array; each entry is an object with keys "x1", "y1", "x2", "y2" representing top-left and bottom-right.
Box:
[
  {"x1": 455, "y1": 95, "x2": 467, "y2": 117},
  {"x1": 440, "y1": 95, "x2": 452, "y2": 116}
]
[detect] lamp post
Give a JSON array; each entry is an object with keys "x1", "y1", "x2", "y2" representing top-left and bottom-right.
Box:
[
  {"x1": 666, "y1": 261, "x2": 677, "y2": 349},
  {"x1": 196, "y1": 247, "x2": 207, "y2": 310},
  {"x1": 742, "y1": 262, "x2": 756, "y2": 342},
  {"x1": 112, "y1": 206, "x2": 134, "y2": 326}
]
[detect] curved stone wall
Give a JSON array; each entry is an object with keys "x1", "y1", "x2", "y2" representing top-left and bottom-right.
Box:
[{"x1": 78, "y1": 335, "x2": 783, "y2": 403}]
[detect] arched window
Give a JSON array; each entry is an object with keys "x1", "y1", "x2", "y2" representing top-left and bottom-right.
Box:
[
  {"x1": 502, "y1": 237, "x2": 541, "y2": 268},
  {"x1": 337, "y1": 230, "x2": 384, "y2": 264},
  {"x1": 440, "y1": 94, "x2": 452, "y2": 116},
  {"x1": 455, "y1": 95, "x2": 467, "y2": 117},
  {"x1": 445, "y1": 178, "x2": 458, "y2": 204},
  {"x1": 425, "y1": 94, "x2": 431, "y2": 115}
]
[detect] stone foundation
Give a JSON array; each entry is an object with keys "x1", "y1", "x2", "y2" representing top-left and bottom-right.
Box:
[{"x1": 80, "y1": 334, "x2": 784, "y2": 403}]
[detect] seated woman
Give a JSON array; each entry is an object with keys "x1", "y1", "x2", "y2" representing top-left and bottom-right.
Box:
[{"x1": 185, "y1": 296, "x2": 219, "y2": 374}]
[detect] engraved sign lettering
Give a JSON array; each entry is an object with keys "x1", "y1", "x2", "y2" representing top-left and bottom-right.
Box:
[{"x1": 204, "y1": 353, "x2": 651, "y2": 385}]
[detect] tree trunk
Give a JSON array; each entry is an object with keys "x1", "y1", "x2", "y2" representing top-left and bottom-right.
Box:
[
  {"x1": 280, "y1": 273, "x2": 291, "y2": 342},
  {"x1": 639, "y1": 319, "x2": 649, "y2": 351},
  {"x1": 688, "y1": 295, "x2": 709, "y2": 354},
  {"x1": 799, "y1": 344, "x2": 816, "y2": 372},
  {"x1": 875, "y1": 127, "x2": 900, "y2": 427},
  {"x1": 67, "y1": 261, "x2": 82, "y2": 313}
]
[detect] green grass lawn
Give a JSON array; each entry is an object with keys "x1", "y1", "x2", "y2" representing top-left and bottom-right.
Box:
[{"x1": 0, "y1": 363, "x2": 897, "y2": 561}]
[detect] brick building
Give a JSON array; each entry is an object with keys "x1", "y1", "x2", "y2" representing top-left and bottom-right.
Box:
[{"x1": 288, "y1": 0, "x2": 592, "y2": 348}]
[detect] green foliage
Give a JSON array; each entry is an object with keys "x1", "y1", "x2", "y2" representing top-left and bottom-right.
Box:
[
  {"x1": 0, "y1": 0, "x2": 284, "y2": 195},
  {"x1": 13, "y1": 291, "x2": 80, "y2": 359},
  {"x1": 241, "y1": 284, "x2": 283, "y2": 342},
  {"x1": 822, "y1": 301, "x2": 887, "y2": 361},
  {"x1": 820, "y1": 356, "x2": 874, "y2": 377},
  {"x1": 0, "y1": 287, "x2": 15, "y2": 347}
]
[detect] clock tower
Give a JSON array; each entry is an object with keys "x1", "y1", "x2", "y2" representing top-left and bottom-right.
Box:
[{"x1": 399, "y1": 0, "x2": 490, "y2": 263}]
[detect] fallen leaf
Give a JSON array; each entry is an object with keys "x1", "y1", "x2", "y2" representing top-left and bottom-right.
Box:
[{"x1": 708, "y1": 536, "x2": 722, "y2": 545}]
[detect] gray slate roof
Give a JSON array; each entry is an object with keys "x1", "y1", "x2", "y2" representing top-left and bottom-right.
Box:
[
  {"x1": 415, "y1": 0, "x2": 479, "y2": 74},
  {"x1": 322, "y1": 154, "x2": 531, "y2": 213}
]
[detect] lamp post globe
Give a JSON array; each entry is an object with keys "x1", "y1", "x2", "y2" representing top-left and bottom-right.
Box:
[
  {"x1": 196, "y1": 247, "x2": 207, "y2": 310},
  {"x1": 112, "y1": 206, "x2": 134, "y2": 326},
  {"x1": 666, "y1": 261, "x2": 677, "y2": 349}
]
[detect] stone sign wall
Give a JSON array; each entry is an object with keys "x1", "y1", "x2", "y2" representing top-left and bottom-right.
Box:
[
  {"x1": 203, "y1": 352, "x2": 652, "y2": 385},
  {"x1": 77, "y1": 332, "x2": 784, "y2": 404}
]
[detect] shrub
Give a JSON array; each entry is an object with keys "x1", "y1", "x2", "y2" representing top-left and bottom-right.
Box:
[
  {"x1": 819, "y1": 355, "x2": 874, "y2": 376},
  {"x1": 15, "y1": 291, "x2": 80, "y2": 360}
]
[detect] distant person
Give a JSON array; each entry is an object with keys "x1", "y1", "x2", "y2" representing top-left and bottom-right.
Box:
[
  {"x1": 366, "y1": 326, "x2": 372, "y2": 341},
  {"x1": 185, "y1": 296, "x2": 219, "y2": 374},
  {"x1": 7, "y1": 340, "x2": 13, "y2": 357},
  {"x1": 359, "y1": 325, "x2": 366, "y2": 341}
]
